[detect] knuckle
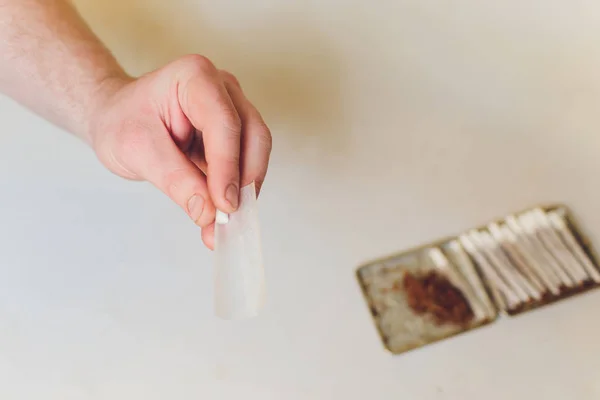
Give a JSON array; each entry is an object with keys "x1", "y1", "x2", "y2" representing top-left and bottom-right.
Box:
[
  {"x1": 219, "y1": 70, "x2": 241, "y2": 88},
  {"x1": 179, "y1": 54, "x2": 217, "y2": 76}
]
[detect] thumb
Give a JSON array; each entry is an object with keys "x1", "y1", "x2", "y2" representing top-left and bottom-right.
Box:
[{"x1": 139, "y1": 135, "x2": 216, "y2": 227}]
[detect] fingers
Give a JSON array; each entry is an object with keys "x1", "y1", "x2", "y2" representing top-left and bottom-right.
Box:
[
  {"x1": 177, "y1": 56, "x2": 242, "y2": 213},
  {"x1": 202, "y1": 223, "x2": 215, "y2": 250},
  {"x1": 187, "y1": 130, "x2": 208, "y2": 173},
  {"x1": 138, "y1": 132, "x2": 216, "y2": 228},
  {"x1": 221, "y1": 71, "x2": 272, "y2": 195},
  {"x1": 191, "y1": 69, "x2": 271, "y2": 253}
]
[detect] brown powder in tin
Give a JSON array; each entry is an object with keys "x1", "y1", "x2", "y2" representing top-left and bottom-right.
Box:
[{"x1": 401, "y1": 271, "x2": 474, "y2": 326}]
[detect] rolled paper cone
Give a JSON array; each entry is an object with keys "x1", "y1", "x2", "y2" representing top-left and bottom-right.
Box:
[
  {"x1": 506, "y1": 215, "x2": 575, "y2": 288},
  {"x1": 548, "y1": 211, "x2": 600, "y2": 284},
  {"x1": 532, "y1": 208, "x2": 598, "y2": 283},
  {"x1": 522, "y1": 211, "x2": 587, "y2": 283},
  {"x1": 214, "y1": 182, "x2": 266, "y2": 319},
  {"x1": 531, "y1": 209, "x2": 588, "y2": 282},
  {"x1": 459, "y1": 235, "x2": 520, "y2": 310},
  {"x1": 468, "y1": 231, "x2": 531, "y2": 303},
  {"x1": 479, "y1": 231, "x2": 542, "y2": 301},
  {"x1": 497, "y1": 224, "x2": 562, "y2": 295},
  {"x1": 487, "y1": 222, "x2": 547, "y2": 294},
  {"x1": 446, "y1": 241, "x2": 497, "y2": 318}
]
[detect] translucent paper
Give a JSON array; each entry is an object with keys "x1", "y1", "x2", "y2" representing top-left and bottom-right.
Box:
[{"x1": 214, "y1": 182, "x2": 266, "y2": 319}]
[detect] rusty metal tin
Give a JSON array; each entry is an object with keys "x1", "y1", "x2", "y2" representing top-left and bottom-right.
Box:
[{"x1": 356, "y1": 204, "x2": 600, "y2": 355}]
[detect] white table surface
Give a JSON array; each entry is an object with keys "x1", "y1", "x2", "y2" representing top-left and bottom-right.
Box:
[{"x1": 2, "y1": 1, "x2": 600, "y2": 398}]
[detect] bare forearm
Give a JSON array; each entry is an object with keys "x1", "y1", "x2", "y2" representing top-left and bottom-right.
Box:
[{"x1": 0, "y1": 0, "x2": 129, "y2": 143}]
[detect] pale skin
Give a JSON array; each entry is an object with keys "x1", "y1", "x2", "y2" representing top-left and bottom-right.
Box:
[{"x1": 0, "y1": 0, "x2": 272, "y2": 250}]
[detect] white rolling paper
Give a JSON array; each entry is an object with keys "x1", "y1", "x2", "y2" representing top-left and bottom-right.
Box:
[{"x1": 214, "y1": 182, "x2": 266, "y2": 319}]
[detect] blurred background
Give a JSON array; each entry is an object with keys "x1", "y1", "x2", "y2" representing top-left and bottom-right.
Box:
[{"x1": 1, "y1": 0, "x2": 600, "y2": 398}]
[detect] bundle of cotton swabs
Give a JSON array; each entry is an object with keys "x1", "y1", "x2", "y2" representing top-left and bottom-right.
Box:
[{"x1": 432, "y1": 208, "x2": 600, "y2": 314}]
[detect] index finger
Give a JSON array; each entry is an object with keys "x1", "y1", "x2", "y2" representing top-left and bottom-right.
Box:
[
  {"x1": 177, "y1": 57, "x2": 241, "y2": 213},
  {"x1": 221, "y1": 72, "x2": 272, "y2": 196}
]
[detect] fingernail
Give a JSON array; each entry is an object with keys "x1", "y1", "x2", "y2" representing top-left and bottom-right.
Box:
[
  {"x1": 187, "y1": 195, "x2": 205, "y2": 224},
  {"x1": 225, "y1": 183, "x2": 239, "y2": 210}
]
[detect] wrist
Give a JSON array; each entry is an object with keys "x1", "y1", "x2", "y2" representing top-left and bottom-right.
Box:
[{"x1": 83, "y1": 71, "x2": 133, "y2": 147}]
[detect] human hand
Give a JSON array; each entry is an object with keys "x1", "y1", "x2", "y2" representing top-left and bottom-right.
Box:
[{"x1": 88, "y1": 55, "x2": 272, "y2": 250}]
